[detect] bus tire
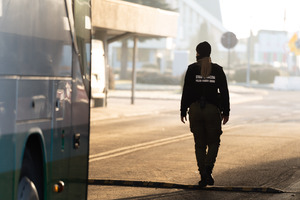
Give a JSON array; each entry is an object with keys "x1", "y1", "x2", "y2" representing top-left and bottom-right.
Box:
[
  {"x1": 17, "y1": 176, "x2": 39, "y2": 200},
  {"x1": 18, "y1": 141, "x2": 44, "y2": 200}
]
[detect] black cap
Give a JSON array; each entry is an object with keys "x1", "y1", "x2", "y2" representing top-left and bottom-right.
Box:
[{"x1": 196, "y1": 41, "x2": 211, "y2": 59}]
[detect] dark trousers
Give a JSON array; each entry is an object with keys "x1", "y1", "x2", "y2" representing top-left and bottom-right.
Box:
[{"x1": 188, "y1": 102, "x2": 222, "y2": 174}]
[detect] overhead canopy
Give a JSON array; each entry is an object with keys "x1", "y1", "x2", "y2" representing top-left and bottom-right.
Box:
[
  {"x1": 91, "y1": 0, "x2": 178, "y2": 105},
  {"x1": 91, "y1": 0, "x2": 178, "y2": 40}
]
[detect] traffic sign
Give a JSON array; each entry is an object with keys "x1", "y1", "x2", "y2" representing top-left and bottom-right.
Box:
[
  {"x1": 289, "y1": 33, "x2": 300, "y2": 55},
  {"x1": 221, "y1": 32, "x2": 238, "y2": 49}
]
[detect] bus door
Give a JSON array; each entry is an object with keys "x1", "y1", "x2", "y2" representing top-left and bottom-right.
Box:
[{"x1": 62, "y1": 0, "x2": 91, "y2": 199}]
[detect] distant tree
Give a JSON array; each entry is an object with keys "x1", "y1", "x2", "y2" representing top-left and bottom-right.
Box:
[{"x1": 189, "y1": 21, "x2": 218, "y2": 63}]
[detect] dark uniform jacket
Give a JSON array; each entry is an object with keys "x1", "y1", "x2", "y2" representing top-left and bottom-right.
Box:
[{"x1": 180, "y1": 62, "x2": 230, "y2": 117}]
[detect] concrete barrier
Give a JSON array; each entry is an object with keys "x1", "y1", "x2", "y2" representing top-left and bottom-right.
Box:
[{"x1": 273, "y1": 76, "x2": 300, "y2": 90}]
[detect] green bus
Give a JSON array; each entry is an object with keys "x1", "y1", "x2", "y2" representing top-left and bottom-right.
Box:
[{"x1": 0, "y1": 0, "x2": 91, "y2": 199}]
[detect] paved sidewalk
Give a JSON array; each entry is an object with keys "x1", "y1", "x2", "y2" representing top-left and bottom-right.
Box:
[
  {"x1": 90, "y1": 84, "x2": 269, "y2": 123},
  {"x1": 90, "y1": 96, "x2": 179, "y2": 123}
]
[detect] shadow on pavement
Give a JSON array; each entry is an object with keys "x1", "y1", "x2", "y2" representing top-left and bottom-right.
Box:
[{"x1": 89, "y1": 157, "x2": 300, "y2": 200}]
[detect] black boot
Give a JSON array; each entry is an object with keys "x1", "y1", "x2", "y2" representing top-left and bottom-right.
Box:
[
  {"x1": 205, "y1": 166, "x2": 214, "y2": 186},
  {"x1": 198, "y1": 173, "x2": 208, "y2": 187}
]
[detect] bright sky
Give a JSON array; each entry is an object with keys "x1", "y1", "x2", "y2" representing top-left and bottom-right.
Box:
[{"x1": 220, "y1": 0, "x2": 300, "y2": 39}]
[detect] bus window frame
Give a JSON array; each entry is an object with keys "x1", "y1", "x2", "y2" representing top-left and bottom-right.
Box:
[{"x1": 65, "y1": 0, "x2": 91, "y2": 96}]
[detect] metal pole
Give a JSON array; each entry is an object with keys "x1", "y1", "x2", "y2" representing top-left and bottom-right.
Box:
[
  {"x1": 247, "y1": 30, "x2": 251, "y2": 86},
  {"x1": 131, "y1": 36, "x2": 138, "y2": 105},
  {"x1": 228, "y1": 48, "x2": 230, "y2": 81}
]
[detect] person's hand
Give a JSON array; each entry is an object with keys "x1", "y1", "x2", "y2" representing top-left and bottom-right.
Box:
[
  {"x1": 222, "y1": 115, "x2": 229, "y2": 125},
  {"x1": 181, "y1": 116, "x2": 187, "y2": 124}
]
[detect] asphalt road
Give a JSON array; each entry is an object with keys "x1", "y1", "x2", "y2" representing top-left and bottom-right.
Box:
[{"x1": 88, "y1": 86, "x2": 300, "y2": 200}]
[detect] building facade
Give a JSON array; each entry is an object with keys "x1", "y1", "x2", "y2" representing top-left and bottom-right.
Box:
[{"x1": 254, "y1": 30, "x2": 288, "y2": 66}]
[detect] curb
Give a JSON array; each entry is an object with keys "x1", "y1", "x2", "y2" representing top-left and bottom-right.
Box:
[{"x1": 88, "y1": 179, "x2": 284, "y2": 193}]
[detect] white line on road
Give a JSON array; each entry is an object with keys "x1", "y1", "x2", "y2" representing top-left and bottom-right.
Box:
[{"x1": 89, "y1": 133, "x2": 192, "y2": 162}]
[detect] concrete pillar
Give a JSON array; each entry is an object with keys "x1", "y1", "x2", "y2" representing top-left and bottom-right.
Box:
[{"x1": 131, "y1": 36, "x2": 138, "y2": 105}]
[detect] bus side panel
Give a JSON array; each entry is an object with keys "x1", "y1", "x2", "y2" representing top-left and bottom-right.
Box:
[
  {"x1": 0, "y1": 79, "x2": 16, "y2": 199},
  {"x1": 47, "y1": 80, "x2": 73, "y2": 200}
]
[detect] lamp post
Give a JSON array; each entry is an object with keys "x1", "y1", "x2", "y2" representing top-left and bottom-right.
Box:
[{"x1": 247, "y1": 30, "x2": 252, "y2": 86}]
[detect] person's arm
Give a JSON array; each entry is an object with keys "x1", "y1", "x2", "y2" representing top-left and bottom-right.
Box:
[
  {"x1": 222, "y1": 115, "x2": 229, "y2": 125},
  {"x1": 181, "y1": 116, "x2": 187, "y2": 124},
  {"x1": 218, "y1": 67, "x2": 230, "y2": 121},
  {"x1": 180, "y1": 66, "x2": 193, "y2": 123}
]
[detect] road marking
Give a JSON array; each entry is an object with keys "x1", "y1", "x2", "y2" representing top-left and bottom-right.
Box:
[
  {"x1": 89, "y1": 133, "x2": 192, "y2": 162},
  {"x1": 89, "y1": 125, "x2": 244, "y2": 162}
]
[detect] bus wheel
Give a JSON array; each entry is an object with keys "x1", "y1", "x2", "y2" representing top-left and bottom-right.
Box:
[
  {"x1": 18, "y1": 142, "x2": 43, "y2": 200},
  {"x1": 17, "y1": 176, "x2": 39, "y2": 200}
]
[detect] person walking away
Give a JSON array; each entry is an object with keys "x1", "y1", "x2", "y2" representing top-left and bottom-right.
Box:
[{"x1": 180, "y1": 41, "x2": 230, "y2": 187}]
